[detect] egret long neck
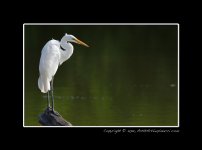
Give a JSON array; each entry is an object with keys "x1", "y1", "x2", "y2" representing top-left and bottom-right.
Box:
[{"x1": 59, "y1": 42, "x2": 74, "y2": 65}]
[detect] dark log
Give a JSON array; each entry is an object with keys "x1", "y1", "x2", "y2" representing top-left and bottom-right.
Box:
[{"x1": 39, "y1": 108, "x2": 72, "y2": 126}]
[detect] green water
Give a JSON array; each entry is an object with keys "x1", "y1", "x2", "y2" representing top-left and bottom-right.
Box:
[{"x1": 24, "y1": 25, "x2": 178, "y2": 126}]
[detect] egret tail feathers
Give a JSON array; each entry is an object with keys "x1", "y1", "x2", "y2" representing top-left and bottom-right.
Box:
[{"x1": 38, "y1": 76, "x2": 50, "y2": 93}]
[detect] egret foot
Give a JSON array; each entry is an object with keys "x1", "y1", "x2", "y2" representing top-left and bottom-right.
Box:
[
  {"x1": 45, "y1": 107, "x2": 60, "y2": 116},
  {"x1": 51, "y1": 110, "x2": 61, "y2": 116},
  {"x1": 47, "y1": 107, "x2": 52, "y2": 111}
]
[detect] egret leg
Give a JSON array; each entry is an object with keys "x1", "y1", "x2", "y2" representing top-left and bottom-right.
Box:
[
  {"x1": 51, "y1": 76, "x2": 54, "y2": 111},
  {"x1": 47, "y1": 91, "x2": 50, "y2": 108},
  {"x1": 50, "y1": 76, "x2": 60, "y2": 116}
]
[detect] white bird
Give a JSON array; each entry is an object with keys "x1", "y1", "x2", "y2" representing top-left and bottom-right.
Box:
[{"x1": 38, "y1": 33, "x2": 89, "y2": 115}]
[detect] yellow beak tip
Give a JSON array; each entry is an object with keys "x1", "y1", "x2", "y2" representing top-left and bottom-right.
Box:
[{"x1": 75, "y1": 38, "x2": 89, "y2": 47}]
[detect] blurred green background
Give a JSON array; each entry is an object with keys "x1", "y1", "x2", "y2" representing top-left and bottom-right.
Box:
[{"x1": 24, "y1": 25, "x2": 178, "y2": 126}]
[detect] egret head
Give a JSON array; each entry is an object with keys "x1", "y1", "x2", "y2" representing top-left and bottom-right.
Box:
[{"x1": 61, "y1": 33, "x2": 89, "y2": 47}]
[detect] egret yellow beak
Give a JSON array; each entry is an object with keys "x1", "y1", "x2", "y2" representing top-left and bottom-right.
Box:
[{"x1": 75, "y1": 38, "x2": 89, "y2": 47}]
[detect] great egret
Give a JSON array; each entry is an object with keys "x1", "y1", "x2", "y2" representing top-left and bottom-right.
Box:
[{"x1": 38, "y1": 33, "x2": 89, "y2": 115}]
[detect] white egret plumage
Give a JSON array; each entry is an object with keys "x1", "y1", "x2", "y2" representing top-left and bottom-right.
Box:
[{"x1": 38, "y1": 33, "x2": 89, "y2": 115}]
